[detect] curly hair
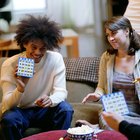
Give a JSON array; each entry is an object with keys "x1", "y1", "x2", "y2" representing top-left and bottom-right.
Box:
[
  {"x1": 15, "y1": 15, "x2": 63, "y2": 52},
  {"x1": 104, "y1": 16, "x2": 140, "y2": 55}
]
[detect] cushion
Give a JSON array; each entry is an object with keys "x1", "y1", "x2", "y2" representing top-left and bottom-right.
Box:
[
  {"x1": 66, "y1": 81, "x2": 96, "y2": 103},
  {"x1": 63, "y1": 57, "x2": 100, "y2": 83},
  {"x1": 70, "y1": 103, "x2": 102, "y2": 127}
]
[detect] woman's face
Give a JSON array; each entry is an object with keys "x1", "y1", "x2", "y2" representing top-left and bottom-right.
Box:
[
  {"x1": 105, "y1": 28, "x2": 129, "y2": 50},
  {"x1": 23, "y1": 39, "x2": 47, "y2": 63}
]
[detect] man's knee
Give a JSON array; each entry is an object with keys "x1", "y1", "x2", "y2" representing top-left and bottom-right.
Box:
[
  {"x1": 0, "y1": 110, "x2": 21, "y2": 127},
  {"x1": 59, "y1": 101, "x2": 74, "y2": 112}
]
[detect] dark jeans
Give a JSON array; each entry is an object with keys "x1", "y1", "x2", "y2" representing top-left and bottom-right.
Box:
[{"x1": 0, "y1": 101, "x2": 73, "y2": 140}]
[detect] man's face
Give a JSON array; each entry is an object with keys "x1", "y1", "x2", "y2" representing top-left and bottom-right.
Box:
[{"x1": 24, "y1": 39, "x2": 47, "y2": 63}]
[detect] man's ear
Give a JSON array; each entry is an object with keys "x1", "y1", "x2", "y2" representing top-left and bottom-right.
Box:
[{"x1": 23, "y1": 43, "x2": 27, "y2": 49}]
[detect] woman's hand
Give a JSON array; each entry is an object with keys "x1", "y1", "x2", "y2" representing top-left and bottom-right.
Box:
[
  {"x1": 82, "y1": 93, "x2": 101, "y2": 103},
  {"x1": 35, "y1": 95, "x2": 52, "y2": 108},
  {"x1": 75, "y1": 120, "x2": 99, "y2": 129}
]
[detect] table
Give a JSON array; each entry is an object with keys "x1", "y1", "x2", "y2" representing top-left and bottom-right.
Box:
[
  {"x1": 61, "y1": 29, "x2": 79, "y2": 58},
  {"x1": 0, "y1": 40, "x2": 19, "y2": 57},
  {"x1": 21, "y1": 130, "x2": 128, "y2": 140},
  {"x1": 0, "y1": 29, "x2": 79, "y2": 58}
]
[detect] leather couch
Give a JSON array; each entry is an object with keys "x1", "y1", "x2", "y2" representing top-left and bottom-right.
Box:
[{"x1": 0, "y1": 57, "x2": 102, "y2": 138}]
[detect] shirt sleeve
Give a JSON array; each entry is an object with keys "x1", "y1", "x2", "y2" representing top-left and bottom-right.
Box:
[
  {"x1": 94, "y1": 52, "x2": 108, "y2": 96},
  {"x1": 49, "y1": 53, "x2": 67, "y2": 106},
  {"x1": 119, "y1": 120, "x2": 140, "y2": 140},
  {"x1": 1, "y1": 59, "x2": 23, "y2": 113},
  {"x1": 1, "y1": 82, "x2": 23, "y2": 113}
]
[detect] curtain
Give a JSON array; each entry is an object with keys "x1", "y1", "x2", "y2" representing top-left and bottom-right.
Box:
[
  {"x1": 2, "y1": 0, "x2": 94, "y2": 29},
  {"x1": 46, "y1": 0, "x2": 94, "y2": 28}
]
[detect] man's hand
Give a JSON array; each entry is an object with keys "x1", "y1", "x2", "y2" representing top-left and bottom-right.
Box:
[
  {"x1": 16, "y1": 76, "x2": 30, "y2": 92},
  {"x1": 35, "y1": 95, "x2": 52, "y2": 108},
  {"x1": 15, "y1": 66, "x2": 30, "y2": 92},
  {"x1": 101, "y1": 112, "x2": 124, "y2": 131}
]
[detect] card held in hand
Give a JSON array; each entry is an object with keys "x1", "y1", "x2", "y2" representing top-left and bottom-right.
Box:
[
  {"x1": 17, "y1": 57, "x2": 34, "y2": 78},
  {"x1": 101, "y1": 91, "x2": 129, "y2": 115}
]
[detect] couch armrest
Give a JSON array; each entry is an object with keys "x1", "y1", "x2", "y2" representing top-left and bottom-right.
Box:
[{"x1": 70, "y1": 103, "x2": 102, "y2": 127}]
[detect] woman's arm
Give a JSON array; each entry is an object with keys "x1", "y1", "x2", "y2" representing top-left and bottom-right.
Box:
[{"x1": 82, "y1": 52, "x2": 109, "y2": 103}]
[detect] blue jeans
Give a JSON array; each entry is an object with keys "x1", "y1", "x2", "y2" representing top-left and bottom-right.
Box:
[{"x1": 0, "y1": 101, "x2": 73, "y2": 140}]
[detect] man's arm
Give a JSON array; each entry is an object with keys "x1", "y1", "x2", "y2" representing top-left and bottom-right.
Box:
[
  {"x1": 49, "y1": 53, "x2": 67, "y2": 106},
  {"x1": 119, "y1": 120, "x2": 140, "y2": 140},
  {"x1": 102, "y1": 112, "x2": 140, "y2": 140}
]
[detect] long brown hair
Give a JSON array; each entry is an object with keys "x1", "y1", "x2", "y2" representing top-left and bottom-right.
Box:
[{"x1": 104, "y1": 16, "x2": 140, "y2": 55}]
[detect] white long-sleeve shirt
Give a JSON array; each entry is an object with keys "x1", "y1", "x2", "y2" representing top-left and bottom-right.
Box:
[{"x1": 0, "y1": 51, "x2": 67, "y2": 113}]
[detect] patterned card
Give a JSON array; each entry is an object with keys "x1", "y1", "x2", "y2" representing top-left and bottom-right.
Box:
[
  {"x1": 17, "y1": 57, "x2": 34, "y2": 78},
  {"x1": 101, "y1": 91, "x2": 129, "y2": 115}
]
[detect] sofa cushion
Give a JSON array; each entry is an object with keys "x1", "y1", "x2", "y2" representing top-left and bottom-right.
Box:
[
  {"x1": 66, "y1": 81, "x2": 96, "y2": 103},
  {"x1": 64, "y1": 57, "x2": 100, "y2": 83},
  {"x1": 70, "y1": 103, "x2": 102, "y2": 127}
]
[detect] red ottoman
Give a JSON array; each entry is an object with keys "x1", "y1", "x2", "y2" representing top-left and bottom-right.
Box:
[{"x1": 21, "y1": 130, "x2": 128, "y2": 140}]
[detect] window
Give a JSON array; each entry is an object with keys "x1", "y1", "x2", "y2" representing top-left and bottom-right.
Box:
[{"x1": 12, "y1": 0, "x2": 46, "y2": 11}]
